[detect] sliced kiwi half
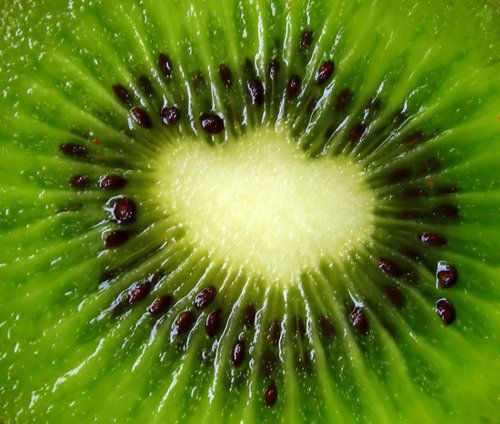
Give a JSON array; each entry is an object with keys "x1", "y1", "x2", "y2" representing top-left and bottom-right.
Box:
[{"x1": 1, "y1": 0, "x2": 499, "y2": 422}]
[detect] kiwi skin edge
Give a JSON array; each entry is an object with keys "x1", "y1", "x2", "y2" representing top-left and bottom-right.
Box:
[{"x1": 0, "y1": 0, "x2": 499, "y2": 423}]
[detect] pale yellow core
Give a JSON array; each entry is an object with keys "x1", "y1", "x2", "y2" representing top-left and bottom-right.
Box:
[{"x1": 155, "y1": 128, "x2": 375, "y2": 284}]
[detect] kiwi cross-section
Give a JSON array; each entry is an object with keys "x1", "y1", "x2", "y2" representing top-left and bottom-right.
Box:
[{"x1": 0, "y1": 0, "x2": 499, "y2": 423}]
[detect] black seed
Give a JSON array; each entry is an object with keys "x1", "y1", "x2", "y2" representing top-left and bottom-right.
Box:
[
  {"x1": 128, "y1": 280, "x2": 152, "y2": 305},
  {"x1": 436, "y1": 263, "x2": 458, "y2": 288},
  {"x1": 160, "y1": 106, "x2": 181, "y2": 125},
  {"x1": 137, "y1": 75, "x2": 154, "y2": 96},
  {"x1": 105, "y1": 230, "x2": 130, "y2": 248},
  {"x1": 158, "y1": 53, "x2": 172, "y2": 79},
  {"x1": 191, "y1": 71, "x2": 206, "y2": 89},
  {"x1": 315, "y1": 61, "x2": 334, "y2": 85},
  {"x1": 69, "y1": 175, "x2": 90, "y2": 189},
  {"x1": 388, "y1": 168, "x2": 412, "y2": 183},
  {"x1": 148, "y1": 295, "x2": 173, "y2": 315},
  {"x1": 231, "y1": 339, "x2": 245, "y2": 366},
  {"x1": 200, "y1": 112, "x2": 225, "y2": 134},
  {"x1": 433, "y1": 204, "x2": 459, "y2": 219},
  {"x1": 299, "y1": 30, "x2": 313, "y2": 50},
  {"x1": 335, "y1": 89, "x2": 353, "y2": 111},
  {"x1": 318, "y1": 315, "x2": 335, "y2": 340},
  {"x1": 205, "y1": 308, "x2": 222, "y2": 337},
  {"x1": 268, "y1": 321, "x2": 281, "y2": 344},
  {"x1": 99, "y1": 174, "x2": 127, "y2": 190},
  {"x1": 175, "y1": 310, "x2": 195, "y2": 335},
  {"x1": 109, "y1": 197, "x2": 137, "y2": 224},
  {"x1": 261, "y1": 350, "x2": 276, "y2": 376},
  {"x1": 347, "y1": 123, "x2": 366, "y2": 143},
  {"x1": 59, "y1": 143, "x2": 88, "y2": 158},
  {"x1": 194, "y1": 286, "x2": 217, "y2": 309},
  {"x1": 112, "y1": 84, "x2": 133, "y2": 105},
  {"x1": 383, "y1": 285, "x2": 405, "y2": 308},
  {"x1": 404, "y1": 131, "x2": 424, "y2": 144},
  {"x1": 378, "y1": 258, "x2": 402, "y2": 277},
  {"x1": 287, "y1": 74, "x2": 301, "y2": 99},
  {"x1": 247, "y1": 78, "x2": 264, "y2": 106},
  {"x1": 243, "y1": 304, "x2": 256, "y2": 328},
  {"x1": 350, "y1": 306, "x2": 369, "y2": 334},
  {"x1": 419, "y1": 232, "x2": 447, "y2": 247},
  {"x1": 218, "y1": 64, "x2": 232, "y2": 88},
  {"x1": 435, "y1": 298, "x2": 456, "y2": 325},
  {"x1": 293, "y1": 316, "x2": 306, "y2": 338},
  {"x1": 269, "y1": 58, "x2": 280, "y2": 79},
  {"x1": 130, "y1": 107, "x2": 153, "y2": 128},
  {"x1": 264, "y1": 382, "x2": 278, "y2": 407}
]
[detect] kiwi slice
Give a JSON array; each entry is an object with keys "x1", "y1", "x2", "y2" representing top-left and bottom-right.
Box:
[{"x1": 1, "y1": 0, "x2": 499, "y2": 422}]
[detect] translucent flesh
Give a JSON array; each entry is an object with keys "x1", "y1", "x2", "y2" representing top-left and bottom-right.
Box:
[{"x1": 0, "y1": 0, "x2": 499, "y2": 423}]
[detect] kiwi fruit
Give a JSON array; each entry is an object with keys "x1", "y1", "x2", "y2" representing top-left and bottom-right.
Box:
[{"x1": 0, "y1": 0, "x2": 499, "y2": 423}]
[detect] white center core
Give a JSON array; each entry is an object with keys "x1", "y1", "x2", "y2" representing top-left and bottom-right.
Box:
[{"x1": 156, "y1": 128, "x2": 375, "y2": 284}]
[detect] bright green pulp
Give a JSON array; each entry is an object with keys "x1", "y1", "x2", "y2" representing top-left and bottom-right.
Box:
[{"x1": 0, "y1": 0, "x2": 499, "y2": 423}]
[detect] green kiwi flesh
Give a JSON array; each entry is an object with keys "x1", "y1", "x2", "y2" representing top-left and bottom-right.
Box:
[{"x1": 0, "y1": 0, "x2": 499, "y2": 423}]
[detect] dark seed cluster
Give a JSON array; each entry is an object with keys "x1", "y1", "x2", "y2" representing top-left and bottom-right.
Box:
[
  {"x1": 378, "y1": 258, "x2": 402, "y2": 277},
  {"x1": 287, "y1": 75, "x2": 301, "y2": 99},
  {"x1": 435, "y1": 298, "x2": 456, "y2": 325},
  {"x1": 128, "y1": 280, "x2": 153, "y2": 305},
  {"x1": 383, "y1": 285, "x2": 405, "y2": 309},
  {"x1": 231, "y1": 339, "x2": 246, "y2": 366},
  {"x1": 175, "y1": 310, "x2": 195, "y2": 335},
  {"x1": 112, "y1": 84, "x2": 133, "y2": 106},
  {"x1": 436, "y1": 262, "x2": 458, "y2": 288},
  {"x1": 194, "y1": 286, "x2": 217, "y2": 308},
  {"x1": 105, "y1": 230, "x2": 130, "y2": 248},
  {"x1": 108, "y1": 196, "x2": 137, "y2": 224},
  {"x1": 299, "y1": 30, "x2": 313, "y2": 50},
  {"x1": 315, "y1": 61, "x2": 334, "y2": 85},
  {"x1": 205, "y1": 308, "x2": 222, "y2": 337},
  {"x1": 200, "y1": 112, "x2": 224, "y2": 134},
  {"x1": 148, "y1": 295, "x2": 173, "y2": 315},
  {"x1": 264, "y1": 381, "x2": 278, "y2": 407},
  {"x1": 54, "y1": 30, "x2": 466, "y2": 408},
  {"x1": 350, "y1": 306, "x2": 369, "y2": 334},
  {"x1": 160, "y1": 106, "x2": 181, "y2": 126},
  {"x1": 99, "y1": 174, "x2": 127, "y2": 190},
  {"x1": 247, "y1": 78, "x2": 265, "y2": 106},
  {"x1": 130, "y1": 107, "x2": 153, "y2": 129},
  {"x1": 420, "y1": 232, "x2": 447, "y2": 247},
  {"x1": 60, "y1": 143, "x2": 88, "y2": 157}
]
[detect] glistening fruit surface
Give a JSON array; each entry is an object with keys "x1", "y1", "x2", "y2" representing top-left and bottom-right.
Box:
[{"x1": 0, "y1": 0, "x2": 499, "y2": 423}]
